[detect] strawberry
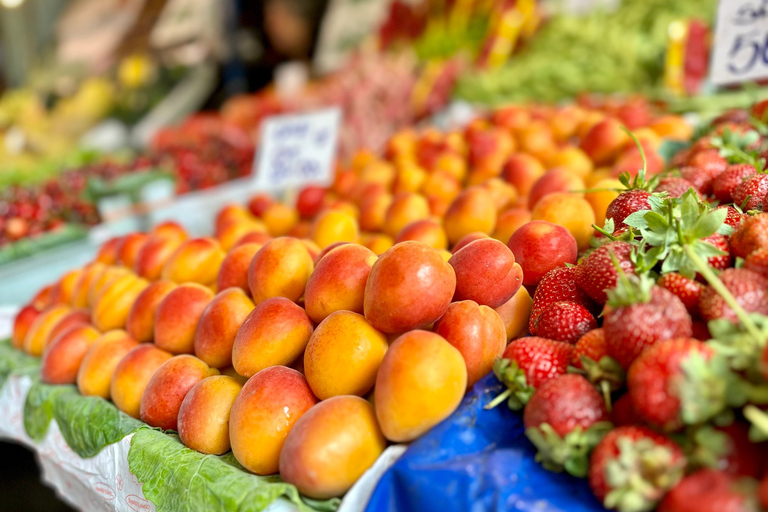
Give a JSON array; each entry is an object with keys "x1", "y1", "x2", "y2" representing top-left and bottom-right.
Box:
[
  {"x1": 529, "y1": 266, "x2": 598, "y2": 330},
  {"x1": 606, "y1": 190, "x2": 652, "y2": 228},
  {"x1": 657, "y1": 272, "x2": 704, "y2": 316},
  {"x1": 588, "y1": 425, "x2": 686, "y2": 512},
  {"x1": 712, "y1": 164, "x2": 756, "y2": 203},
  {"x1": 610, "y1": 393, "x2": 643, "y2": 427},
  {"x1": 702, "y1": 422, "x2": 765, "y2": 478},
  {"x1": 656, "y1": 177, "x2": 698, "y2": 198},
  {"x1": 702, "y1": 233, "x2": 732, "y2": 271},
  {"x1": 691, "y1": 321, "x2": 711, "y2": 340},
  {"x1": 717, "y1": 205, "x2": 745, "y2": 229},
  {"x1": 572, "y1": 328, "x2": 607, "y2": 369},
  {"x1": 571, "y1": 328, "x2": 625, "y2": 394},
  {"x1": 490, "y1": 337, "x2": 573, "y2": 409},
  {"x1": 523, "y1": 374, "x2": 611, "y2": 477},
  {"x1": 744, "y1": 248, "x2": 768, "y2": 278},
  {"x1": 575, "y1": 241, "x2": 635, "y2": 304},
  {"x1": 699, "y1": 268, "x2": 768, "y2": 323},
  {"x1": 680, "y1": 166, "x2": 714, "y2": 196},
  {"x1": 687, "y1": 149, "x2": 728, "y2": 177},
  {"x1": 604, "y1": 276, "x2": 693, "y2": 370},
  {"x1": 733, "y1": 174, "x2": 768, "y2": 211},
  {"x1": 657, "y1": 469, "x2": 758, "y2": 512},
  {"x1": 760, "y1": 473, "x2": 768, "y2": 510},
  {"x1": 731, "y1": 213, "x2": 768, "y2": 258},
  {"x1": 531, "y1": 301, "x2": 597, "y2": 344}
]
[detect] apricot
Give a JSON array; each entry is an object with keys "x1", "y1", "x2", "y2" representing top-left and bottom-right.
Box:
[
  {"x1": 304, "y1": 311, "x2": 388, "y2": 399},
  {"x1": 492, "y1": 207, "x2": 532, "y2": 244},
  {"x1": 216, "y1": 204, "x2": 254, "y2": 235},
  {"x1": 46, "y1": 309, "x2": 91, "y2": 352},
  {"x1": 296, "y1": 186, "x2": 326, "y2": 219},
  {"x1": 308, "y1": 210, "x2": 357, "y2": 250},
  {"x1": 216, "y1": 243, "x2": 262, "y2": 295},
  {"x1": 233, "y1": 231, "x2": 271, "y2": 248},
  {"x1": 110, "y1": 344, "x2": 173, "y2": 418},
  {"x1": 580, "y1": 118, "x2": 629, "y2": 165},
  {"x1": 279, "y1": 396, "x2": 386, "y2": 499},
  {"x1": 375, "y1": 330, "x2": 466, "y2": 442},
  {"x1": 649, "y1": 115, "x2": 693, "y2": 141},
  {"x1": 433, "y1": 151, "x2": 467, "y2": 182},
  {"x1": 362, "y1": 233, "x2": 394, "y2": 255},
  {"x1": 443, "y1": 187, "x2": 497, "y2": 246},
  {"x1": 507, "y1": 220, "x2": 578, "y2": 286},
  {"x1": 585, "y1": 178, "x2": 624, "y2": 227},
  {"x1": 217, "y1": 219, "x2": 267, "y2": 252},
  {"x1": 92, "y1": 274, "x2": 148, "y2": 332},
  {"x1": 125, "y1": 280, "x2": 176, "y2": 342},
  {"x1": 420, "y1": 171, "x2": 460, "y2": 205},
  {"x1": 31, "y1": 284, "x2": 55, "y2": 310},
  {"x1": 393, "y1": 161, "x2": 427, "y2": 194},
  {"x1": 94, "y1": 237, "x2": 121, "y2": 265},
  {"x1": 117, "y1": 233, "x2": 149, "y2": 268},
  {"x1": 261, "y1": 202, "x2": 298, "y2": 237},
  {"x1": 358, "y1": 190, "x2": 393, "y2": 232},
  {"x1": 161, "y1": 238, "x2": 226, "y2": 286},
  {"x1": 140, "y1": 355, "x2": 216, "y2": 430},
  {"x1": 394, "y1": 219, "x2": 448, "y2": 250},
  {"x1": 449, "y1": 238, "x2": 522, "y2": 309},
  {"x1": 547, "y1": 147, "x2": 593, "y2": 179},
  {"x1": 550, "y1": 106, "x2": 582, "y2": 142},
  {"x1": 232, "y1": 297, "x2": 313, "y2": 377},
  {"x1": 76, "y1": 330, "x2": 139, "y2": 399},
  {"x1": 300, "y1": 239, "x2": 322, "y2": 262},
  {"x1": 220, "y1": 365, "x2": 249, "y2": 385},
  {"x1": 154, "y1": 283, "x2": 214, "y2": 354},
  {"x1": 452, "y1": 232, "x2": 491, "y2": 253},
  {"x1": 41, "y1": 325, "x2": 101, "y2": 384},
  {"x1": 288, "y1": 222, "x2": 311, "y2": 240},
  {"x1": 71, "y1": 263, "x2": 105, "y2": 308},
  {"x1": 150, "y1": 220, "x2": 187, "y2": 244},
  {"x1": 246, "y1": 195, "x2": 273, "y2": 218},
  {"x1": 383, "y1": 192, "x2": 430, "y2": 239},
  {"x1": 50, "y1": 269, "x2": 83, "y2": 305},
  {"x1": 23, "y1": 305, "x2": 71, "y2": 356},
  {"x1": 12, "y1": 304, "x2": 40, "y2": 349},
  {"x1": 495, "y1": 286, "x2": 533, "y2": 341},
  {"x1": 531, "y1": 193, "x2": 596, "y2": 250},
  {"x1": 178, "y1": 375, "x2": 243, "y2": 454},
  {"x1": 364, "y1": 242, "x2": 455, "y2": 334},
  {"x1": 516, "y1": 121, "x2": 557, "y2": 162},
  {"x1": 313, "y1": 241, "x2": 350, "y2": 263},
  {"x1": 528, "y1": 168, "x2": 585, "y2": 210},
  {"x1": 229, "y1": 366, "x2": 318, "y2": 475},
  {"x1": 248, "y1": 237, "x2": 314, "y2": 305},
  {"x1": 467, "y1": 126, "x2": 514, "y2": 174},
  {"x1": 194, "y1": 288, "x2": 254, "y2": 368},
  {"x1": 502, "y1": 153, "x2": 545, "y2": 199},
  {"x1": 88, "y1": 266, "x2": 130, "y2": 309},
  {"x1": 133, "y1": 236, "x2": 183, "y2": 281},
  {"x1": 480, "y1": 178, "x2": 519, "y2": 213}
]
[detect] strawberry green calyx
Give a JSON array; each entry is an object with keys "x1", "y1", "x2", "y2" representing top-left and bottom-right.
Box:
[
  {"x1": 710, "y1": 128, "x2": 766, "y2": 169},
  {"x1": 676, "y1": 425, "x2": 730, "y2": 471},
  {"x1": 676, "y1": 351, "x2": 746, "y2": 426},
  {"x1": 486, "y1": 358, "x2": 534, "y2": 411},
  {"x1": 525, "y1": 421, "x2": 612, "y2": 478},
  {"x1": 605, "y1": 272, "x2": 654, "y2": 309},
  {"x1": 603, "y1": 437, "x2": 685, "y2": 512},
  {"x1": 619, "y1": 128, "x2": 659, "y2": 192},
  {"x1": 743, "y1": 405, "x2": 768, "y2": 442},
  {"x1": 569, "y1": 355, "x2": 625, "y2": 411},
  {"x1": 707, "y1": 314, "x2": 768, "y2": 373}
]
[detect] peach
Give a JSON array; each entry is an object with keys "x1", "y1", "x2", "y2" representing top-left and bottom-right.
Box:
[
  {"x1": 304, "y1": 244, "x2": 376, "y2": 323},
  {"x1": 304, "y1": 311, "x2": 388, "y2": 399},
  {"x1": 375, "y1": 330, "x2": 466, "y2": 442},
  {"x1": 216, "y1": 243, "x2": 262, "y2": 295},
  {"x1": 261, "y1": 202, "x2": 299, "y2": 237},
  {"x1": 547, "y1": 147, "x2": 593, "y2": 180},
  {"x1": 531, "y1": 193, "x2": 596, "y2": 250},
  {"x1": 234, "y1": 231, "x2": 271, "y2": 248},
  {"x1": 507, "y1": 220, "x2": 578, "y2": 286},
  {"x1": 248, "y1": 237, "x2": 314, "y2": 305},
  {"x1": 94, "y1": 237, "x2": 121, "y2": 265},
  {"x1": 50, "y1": 269, "x2": 82, "y2": 305},
  {"x1": 125, "y1": 280, "x2": 176, "y2": 342},
  {"x1": 443, "y1": 188, "x2": 497, "y2": 246},
  {"x1": 12, "y1": 304, "x2": 40, "y2": 349},
  {"x1": 139, "y1": 355, "x2": 216, "y2": 430},
  {"x1": 394, "y1": 219, "x2": 448, "y2": 250},
  {"x1": 161, "y1": 237, "x2": 225, "y2": 286},
  {"x1": 580, "y1": 118, "x2": 629, "y2": 165},
  {"x1": 23, "y1": 305, "x2": 71, "y2": 356},
  {"x1": 117, "y1": 233, "x2": 149, "y2": 268},
  {"x1": 194, "y1": 288, "x2": 254, "y2": 368},
  {"x1": 217, "y1": 219, "x2": 267, "y2": 252},
  {"x1": 246, "y1": 195, "x2": 273, "y2": 218},
  {"x1": 229, "y1": 366, "x2": 318, "y2": 475},
  {"x1": 434, "y1": 301, "x2": 506, "y2": 388},
  {"x1": 585, "y1": 178, "x2": 624, "y2": 227},
  {"x1": 495, "y1": 286, "x2": 533, "y2": 341},
  {"x1": 76, "y1": 330, "x2": 139, "y2": 398},
  {"x1": 178, "y1": 375, "x2": 243, "y2": 454},
  {"x1": 359, "y1": 190, "x2": 392, "y2": 232},
  {"x1": 92, "y1": 274, "x2": 149, "y2": 332},
  {"x1": 110, "y1": 344, "x2": 173, "y2": 418},
  {"x1": 150, "y1": 220, "x2": 187, "y2": 244},
  {"x1": 311, "y1": 210, "x2": 359, "y2": 249},
  {"x1": 361, "y1": 233, "x2": 394, "y2": 255},
  {"x1": 383, "y1": 192, "x2": 430, "y2": 239},
  {"x1": 46, "y1": 309, "x2": 90, "y2": 351},
  {"x1": 279, "y1": 396, "x2": 386, "y2": 499},
  {"x1": 154, "y1": 283, "x2": 215, "y2": 354},
  {"x1": 217, "y1": 204, "x2": 254, "y2": 235},
  {"x1": 364, "y1": 241, "x2": 455, "y2": 334},
  {"x1": 492, "y1": 208, "x2": 532, "y2": 244},
  {"x1": 40, "y1": 325, "x2": 101, "y2": 384},
  {"x1": 133, "y1": 235, "x2": 183, "y2": 281},
  {"x1": 296, "y1": 186, "x2": 327, "y2": 219},
  {"x1": 71, "y1": 263, "x2": 105, "y2": 308},
  {"x1": 528, "y1": 168, "x2": 585, "y2": 210},
  {"x1": 452, "y1": 232, "x2": 491, "y2": 253},
  {"x1": 449, "y1": 238, "x2": 522, "y2": 309},
  {"x1": 232, "y1": 297, "x2": 313, "y2": 377}
]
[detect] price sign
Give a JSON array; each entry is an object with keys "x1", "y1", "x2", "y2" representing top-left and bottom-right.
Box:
[
  {"x1": 253, "y1": 108, "x2": 341, "y2": 191},
  {"x1": 711, "y1": 0, "x2": 768, "y2": 85}
]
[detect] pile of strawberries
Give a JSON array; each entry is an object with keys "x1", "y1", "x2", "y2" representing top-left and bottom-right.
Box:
[{"x1": 490, "y1": 100, "x2": 768, "y2": 512}]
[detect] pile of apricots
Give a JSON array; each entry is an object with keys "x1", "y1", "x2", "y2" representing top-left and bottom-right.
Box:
[{"x1": 9, "y1": 100, "x2": 691, "y2": 500}]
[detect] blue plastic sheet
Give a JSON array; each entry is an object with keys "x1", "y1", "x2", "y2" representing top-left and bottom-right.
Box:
[{"x1": 364, "y1": 373, "x2": 607, "y2": 512}]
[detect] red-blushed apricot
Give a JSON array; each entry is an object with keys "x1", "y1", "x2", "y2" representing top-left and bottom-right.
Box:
[
  {"x1": 527, "y1": 168, "x2": 585, "y2": 210},
  {"x1": 150, "y1": 220, "x2": 187, "y2": 244},
  {"x1": 133, "y1": 235, "x2": 185, "y2": 281},
  {"x1": 94, "y1": 237, "x2": 121, "y2": 265},
  {"x1": 304, "y1": 245, "x2": 377, "y2": 324},
  {"x1": 154, "y1": 283, "x2": 215, "y2": 354},
  {"x1": 515, "y1": 121, "x2": 557, "y2": 162},
  {"x1": 76, "y1": 330, "x2": 139, "y2": 399},
  {"x1": 125, "y1": 280, "x2": 176, "y2": 343},
  {"x1": 443, "y1": 187, "x2": 497, "y2": 246},
  {"x1": 492, "y1": 208, "x2": 532, "y2": 245},
  {"x1": 220, "y1": 365, "x2": 249, "y2": 385},
  {"x1": 279, "y1": 396, "x2": 386, "y2": 499},
  {"x1": 41, "y1": 325, "x2": 101, "y2": 384},
  {"x1": 139, "y1": 355, "x2": 217, "y2": 431},
  {"x1": 111, "y1": 344, "x2": 173, "y2": 418},
  {"x1": 248, "y1": 237, "x2": 314, "y2": 305},
  {"x1": 217, "y1": 218, "x2": 268, "y2": 253},
  {"x1": 649, "y1": 115, "x2": 693, "y2": 141},
  {"x1": 359, "y1": 190, "x2": 393, "y2": 232},
  {"x1": 451, "y1": 232, "x2": 491, "y2": 253},
  {"x1": 507, "y1": 220, "x2": 578, "y2": 286},
  {"x1": 531, "y1": 193, "x2": 596, "y2": 250},
  {"x1": 161, "y1": 238, "x2": 226, "y2": 286},
  {"x1": 364, "y1": 241, "x2": 456, "y2": 334},
  {"x1": 288, "y1": 221, "x2": 311, "y2": 240},
  {"x1": 234, "y1": 231, "x2": 271, "y2": 248},
  {"x1": 71, "y1": 263, "x2": 105, "y2": 308},
  {"x1": 45, "y1": 309, "x2": 91, "y2": 352},
  {"x1": 216, "y1": 204, "x2": 254, "y2": 235},
  {"x1": 547, "y1": 147, "x2": 594, "y2": 180},
  {"x1": 178, "y1": 375, "x2": 243, "y2": 454},
  {"x1": 383, "y1": 192, "x2": 430, "y2": 239},
  {"x1": 311, "y1": 210, "x2": 359, "y2": 249},
  {"x1": 361, "y1": 233, "x2": 394, "y2": 255},
  {"x1": 495, "y1": 286, "x2": 533, "y2": 341},
  {"x1": 12, "y1": 304, "x2": 40, "y2": 349},
  {"x1": 246, "y1": 195, "x2": 273, "y2": 218},
  {"x1": 304, "y1": 311, "x2": 388, "y2": 399},
  {"x1": 194, "y1": 288, "x2": 254, "y2": 369},
  {"x1": 300, "y1": 239, "x2": 322, "y2": 262},
  {"x1": 314, "y1": 241, "x2": 350, "y2": 263},
  {"x1": 374, "y1": 330, "x2": 467, "y2": 442},
  {"x1": 502, "y1": 154, "x2": 546, "y2": 199},
  {"x1": 480, "y1": 178, "x2": 519, "y2": 214},
  {"x1": 261, "y1": 202, "x2": 299, "y2": 237},
  {"x1": 23, "y1": 305, "x2": 71, "y2": 356},
  {"x1": 392, "y1": 161, "x2": 427, "y2": 194},
  {"x1": 31, "y1": 284, "x2": 55, "y2": 310},
  {"x1": 229, "y1": 366, "x2": 318, "y2": 475},
  {"x1": 420, "y1": 170, "x2": 460, "y2": 205},
  {"x1": 585, "y1": 178, "x2": 624, "y2": 227},
  {"x1": 232, "y1": 297, "x2": 313, "y2": 377},
  {"x1": 87, "y1": 266, "x2": 130, "y2": 309},
  {"x1": 50, "y1": 269, "x2": 83, "y2": 306},
  {"x1": 394, "y1": 219, "x2": 448, "y2": 250},
  {"x1": 117, "y1": 233, "x2": 149, "y2": 268},
  {"x1": 217, "y1": 243, "x2": 262, "y2": 295},
  {"x1": 296, "y1": 186, "x2": 326, "y2": 219},
  {"x1": 580, "y1": 118, "x2": 630, "y2": 165},
  {"x1": 433, "y1": 301, "x2": 506, "y2": 388},
  {"x1": 550, "y1": 106, "x2": 583, "y2": 142},
  {"x1": 92, "y1": 274, "x2": 149, "y2": 332},
  {"x1": 449, "y1": 238, "x2": 523, "y2": 309}
]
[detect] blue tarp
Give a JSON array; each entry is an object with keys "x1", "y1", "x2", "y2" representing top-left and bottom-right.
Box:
[{"x1": 364, "y1": 373, "x2": 606, "y2": 512}]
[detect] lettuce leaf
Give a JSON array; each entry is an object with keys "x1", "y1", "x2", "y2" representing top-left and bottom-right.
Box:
[{"x1": 0, "y1": 338, "x2": 40, "y2": 388}]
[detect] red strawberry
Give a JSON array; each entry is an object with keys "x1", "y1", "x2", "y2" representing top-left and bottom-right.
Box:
[
  {"x1": 523, "y1": 374, "x2": 611, "y2": 477},
  {"x1": 712, "y1": 422, "x2": 765, "y2": 478},
  {"x1": 699, "y1": 268, "x2": 768, "y2": 323},
  {"x1": 657, "y1": 272, "x2": 704, "y2": 316},
  {"x1": 691, "y1": 321, "x2": 711, "y2": 341},
  {"x1": 717, "y1": 205, "x2": 745, "y2": 229},
  {"x1": 712, "y1": 164, "x2": 756, "y2": 203},
  {"x1": 529, "y1": 266, "x2": 598, "y2": 330},
  {"x1": 744, "y1": 248, "x2": 768, "y2": 278},
  {"x1": 589, "y1": 426, "x2": 686, "y2": 511},
  {"x1": 604, "y1": 279, "x2": 693, "y2": 370},
  {"x1": 760, "y1": 473, "x2": 768, "y2": 510},
  {"x1": 606, "y1": 190, "x2": 651, "y2": 228},
  {"x1": 610, "y1": 393, "x2": 644, "y2": 427},
  {"x1": 531, "y1": 301, "x2": 597, "y2": 344},
  {"x1": 687, "y1": 149, "x2": 728, "y2": 177},
  {"x1": 575, "y1": 241, "x2": 635, "y2": 304},
  {"x1": 702, "y1": 233, "x2": 732, "y2": 271},
  {"x1": 571, "y1": 327, "x2": 625, "y2": 393},
  {"x1": 657, "y1": 469, "x2": 757, "y2": 512},
  {"x1": 733, "y1": 174, "x2": 768, "y2": 210},
  {"x1": 572, "y1": 328, "x2": 607, "y2": 368},
  {"x1": 656, "y1": 177, "x2": 698, "y2": 198},
  {"x1": 731, "y1": 213, "x2": 768, "y2": 258},
  {"x1": 681, "y1": 166, "x2": 714, "y2": 196}
]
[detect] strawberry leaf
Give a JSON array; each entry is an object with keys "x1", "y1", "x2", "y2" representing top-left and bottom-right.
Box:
[
  {"x1": 690, "y1": 208, "x2": 728, "y2": 241},
  {"x1": 623, "y1": 211, "x2": 649, "y2": 230},
  {"x1": 681, "y1": 191, "x2": 700, "y2": 231},
  {"x1": 645, "y1": 211, "x2": 669, "y2": 233},
  {"x1": 678, "y1": 352, "x2": 746, "y2": 426}
]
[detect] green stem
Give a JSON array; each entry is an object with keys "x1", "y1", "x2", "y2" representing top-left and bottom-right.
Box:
[
  {"x1": 592, "y1": 224, "x2": 618, "y2": 241},
  {"x1": 601, "y1": 380, "x2": 613, "y2": 414},
  {"x1": 622, "y1": 128, "x2": 647, "y2": 182},
  {"x1": 485, "y1": 388, "x2": 511, "y2": 410},
  {"x1": 744, "y1": 404, "x2": 768, "y2": 434}
]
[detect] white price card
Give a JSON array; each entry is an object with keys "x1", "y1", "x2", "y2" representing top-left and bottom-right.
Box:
[
  {"x1": 711, "y1": 0, "x2": 768, "y2": 85},
  {"x1": 253, "y1": 108, "x2": 341, "y2": 191}
]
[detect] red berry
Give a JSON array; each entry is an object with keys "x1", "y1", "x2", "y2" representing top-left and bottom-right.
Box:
[
  {"x1": 658, "y1": 469, "x2": 756, "y2": 512},
  {"x1": 699, "y1": 268, "x2": 768, "y2": 323},
  {"x1": 657, "y1": 273, "x2": 704, "y2": 316},
  {"x1": 702, "y1": 233, "x2": 732, "y2": 271},
  {"x1": 610, "y1": 393, "x2": 643, "y2": 427},
  {"x1": 532, "y1": 301, "x2": 597, "y2": 344},
  {"x1": 523, "y1": 374, "x2": 608, "y2": 437},
  {"x1": 571, "y1": 328, "x2": 607, "y2": 368},
  {"x1": 530, "y1": 266, "x2": 597, "y2": 329},
  {"x1": 501, "y1": 337, "x2": 573, "y2": 389},
  {"x1": 575, "y1": 241, "x2": 635, "y2": 304},
  {"x1": 745, "y1": 248, "x2": 768, "y2": 278},
  {"x1": 656, "y1": 177, "x2": 698, "y2": 198},
  {"x1": 687, "y1": 149, "x2": 728, "y2": 177},
  {"x1": 712, "y1": 164, "x2": 756, "y2": 203},
  {"x1": 731, "y1": 213, "x2": 768, "y2": 258},
  {"x1": 681, "y1": 166, "x2": 714, "y2": 196},
  {"x1": 606, "y1": 190, "x2": 651, "y2": 228},
  {"x1": 733, "y1": 174, "x2": 768, "y2": 211},
  {"x1": 717, "y1": 205, "x2": 745, "y2": 230}
]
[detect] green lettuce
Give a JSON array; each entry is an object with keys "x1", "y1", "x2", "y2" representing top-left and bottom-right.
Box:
[{"x1": 0, "y1": 338, "x2": 40, "y2": 388}]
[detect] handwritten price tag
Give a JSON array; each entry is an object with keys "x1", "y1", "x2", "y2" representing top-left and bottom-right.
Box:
[
  {"x1": 711, "y1": 0, "x2": 768, "y2": 85},
  {"x1": 253, "y1": 108, "x2": 341, "y2": 191}
]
